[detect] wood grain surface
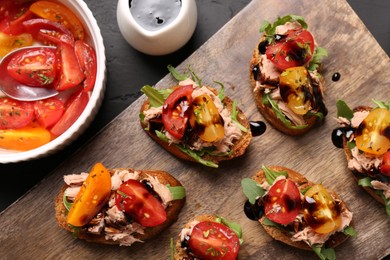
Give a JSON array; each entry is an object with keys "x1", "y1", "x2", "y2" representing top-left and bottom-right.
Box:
[{"x1": 1, "y1": 0, "x2": 389, "y2": 259}]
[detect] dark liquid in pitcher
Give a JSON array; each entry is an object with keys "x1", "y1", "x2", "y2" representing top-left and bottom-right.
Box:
[{"x1": 129, "y1": 0, "x2": 182, "y2": 31}]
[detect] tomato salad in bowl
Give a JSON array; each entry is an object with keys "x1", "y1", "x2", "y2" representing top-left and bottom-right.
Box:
[{"x1": 0, "y1": 0, "x2": 106, "y2": 163}]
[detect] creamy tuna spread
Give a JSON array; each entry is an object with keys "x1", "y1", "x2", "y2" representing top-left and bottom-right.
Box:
[
  {"x1": 63, "y1": 169, "x2": 174, "y2": 246},
  {"x1": 143, "y1": 78, "x2": 243, "y2": 153}
]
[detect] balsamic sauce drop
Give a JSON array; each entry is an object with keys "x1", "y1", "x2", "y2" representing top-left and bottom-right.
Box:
[
  {"x1": 250, "y1": 121, "x2": 266, "y2": 137},
  {"x1": 244, "y1": 199, "x2": 264, "y2": 221},
  {"x1": 332, "y1": 72, "x2": 341, "y2": 82},
  {"x1": 331, "y1": 127, "x2": 354, "y2": 148},
  {"x1": 258, "y1": 40, "x2": 268, "y2": 54}
]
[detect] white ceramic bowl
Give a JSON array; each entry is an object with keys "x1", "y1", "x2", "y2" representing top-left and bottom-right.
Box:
[
  {"x1": 117, "y1": 0, "x2": 197, "y2": 56},
  {"x1": 0, "y1": 0, "x2": 106, "y2": 163}
]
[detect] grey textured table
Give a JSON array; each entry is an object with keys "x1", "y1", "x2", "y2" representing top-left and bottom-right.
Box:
[{"x1": 0, "y1": 0, "x2": 389, "y2": 213}]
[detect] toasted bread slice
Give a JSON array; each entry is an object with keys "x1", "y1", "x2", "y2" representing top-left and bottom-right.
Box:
[
  {"x1": 253, "y1": 166, "x2": 351, "y2": 250},
  {"x1": 140, "y1": 86, "x2": 252, "y2": 167},
  {"x1": 249, "y1": 37, "x2": 326, "y2": 136},
  {"x1": 341, "y1": 106, "x2": 386, "y2": 205},
  {"x1": 55, "y1": 168, "x2": 186, "y2": 245}
]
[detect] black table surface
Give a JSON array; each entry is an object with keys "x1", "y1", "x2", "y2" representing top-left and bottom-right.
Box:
[{"x1": 0, "y1": 0, "x2": 389, "y2": 212}]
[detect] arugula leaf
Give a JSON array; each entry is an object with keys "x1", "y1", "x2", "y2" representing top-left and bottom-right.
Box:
[
  {"x1": 187, "y1": 65, "x2": 202, "y2": 87},
  {"x1": 311, "y1": 245, "x2": 336, "y2": 260},
  {"x1": 260, "y1": 14, "x2": 307, "y2": 36},
  {"x1": 262, "y1": 165, "x2": 288, "y2": 185},
  {"x1": 358, "y1": 177, "x2": 373, "y2": 187},
  {"x1": 347, "y1": 141, "x2": 356, "y2": 150},
  {"x1": 343, "y1": 226, "x2": 358, "y2": 237},
  {"x1": 308, "y1": 46, "x2": 328, "y2": 71},
  {"x1": 141, "y1": 85, "x2": 173, "y2": 108},
  {"x1": 216, "y1": 216, "x2": 243, "y2": 244},
  {"x1": 214, "y1": 81, "x2": 226, "y2": 101},
  {"x1": 336, "y1": 100, "x2": 354, "y2": 120},
  {"x1": 176, "y1": 145, "x2": 218, "y2": 168},
  {"x1": 372, "y1": 99, "x2": 390, "y2": 110},
  {"x1": 300, "y1": 185, "x2": 312, "y2": 195},
  {"x1": 231, "y1": 100, "x2": 249, "y2": 133},
  {"x1": 166, "y1": 184, "x2": 186, "y2": 200},
  {"x1": 262, "y1": 217, "x2": 283, "y2": 228},
  {"x1": 167, "y1": 64, "x2": 187, "y2": 81},
  {"x1": 63, "y1": 193, "x2": 73, "y2": 212},
  {"x1": 265, "y1": 94, "x2": 308, "y2": 130},
  {"x1": 241, "y1": 178, "x2": 265, "y2": 204}
]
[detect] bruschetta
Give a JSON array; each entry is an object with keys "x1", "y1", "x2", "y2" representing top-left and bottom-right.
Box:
[
  {"x1": 334, "y1": 99, "x2": 390, "y2": 217},
  {"x1": 173, "y1": 214, "x2": 243, "y2": 259},
  {"x1": 140, "y1": 65, "x2": 252, "y2": 168},
  {"x1": 242, "y1": 165, "x2": 356, "y2": 259},
  {"x1": 55, "y1": 162, "x2": 186, "y2": 246},
  {"x1": 249, "y1": 15, "x2": 328, "y2": 135}
]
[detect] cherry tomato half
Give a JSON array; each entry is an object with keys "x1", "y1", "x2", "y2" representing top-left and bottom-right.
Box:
[
  {"x1": 266, "y1": 28, "x2": 315, "y2": 70},
  {"x1": 189, "y1": 221, "x2": 240, "y2": 260},
  {"x1": 355, "y1": 108, "x2": 390, "y2": 156},
  {"x1": 189, "y1": 94, "x2": 224, "y2": 142},
  {"x1": 380, "y1": 151, "x2": 390, "y2": 177},
  {"x1": 7, "y1": 47, "x2": 57, "y2": 87},
  {"x1": 23, "y1": 18, "x2": 73, "y2": 45},
  {"x1": 0, "y1": 97, "x2": 34, "y2": 129},
  {"x1": 0, "y1": 31, "x2": 33, "y2": 57},
  {"x1": 303, "y1": 184, "x2": 342, "y2": 234},
  {"x1": 279, "y1": 66, "x2": 312, "y2": 115},
  {"x1": 0, "y1": 2, "x2": 34, "y2": 36},
  {"x1": 54, "y1": 34, "x2": 85, "y2": 90},
  {"x1": 162, "y1": 85, "x2": 193, "y2": 139},
  {"x1": 74, "y1": 40, "x2": 97, "y2": 92},
  {"x1": 50, "y1": 89, "x2": 89, "y2": 136},
  {"x1": 67, "y1": 162, "x2": 112, "y2": 227},
  {"x1": 264, "y1": 178, "x2": 301, "y2": 225},
  {"x1": 29, "y1": 0, "x2": 84, "y2": 40},
  {"x1": 115, "y1": 179, "x2": 166, "y2": 227},
  {"x1": 34, "y1": 97, "x2": 64, "y2": 129}
]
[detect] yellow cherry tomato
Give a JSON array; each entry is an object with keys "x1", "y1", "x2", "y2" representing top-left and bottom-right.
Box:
[
  {"x1": 0, "y1": 32, "x2": 33, "y2": 57},
  {"x1": 303, "y1": 184, "x2": 342, "y2": 234},
  {"x1": 0, "y1": 123, "x2": 51, "y2": 151},
  {"x1": 67, "y1": 163, "x2": 111, "y2": 227},
  {"x1": 279, "y1": 66, "x2": 312, "y2": 115},
  {"x1": 355, "y1": 108, "x2": 390, "y2": 155},
  {"x1": 189, "y1": 94, "x2": 224, "y2": 142}
]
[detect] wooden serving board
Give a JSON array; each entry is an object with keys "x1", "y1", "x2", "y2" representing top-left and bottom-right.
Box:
[{"x1": 1, "y1": 0, "x2": 389, "y2": 259}]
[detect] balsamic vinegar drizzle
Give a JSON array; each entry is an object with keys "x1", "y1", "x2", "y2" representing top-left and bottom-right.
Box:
[
  {"x1": 244, "y1": 200, "x2": 264, "y2": 221},
  {"x1": 332, "y1": 72, "x2": 341, "y2": 82},
  {"x1": 250, "y1": 121, "x2": 267, "y2": 137},
  {"x1": 331, "y1": 127, "x2": 354, "y2": 148}
]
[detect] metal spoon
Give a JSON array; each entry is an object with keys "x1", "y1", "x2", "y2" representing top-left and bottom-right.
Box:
[{"x1": 0, "y1": 46, "x2": 59, "y2": 101}]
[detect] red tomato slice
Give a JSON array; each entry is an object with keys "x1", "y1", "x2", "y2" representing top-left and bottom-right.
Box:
[
  {"x1": 23, "y1": 18, "x2": 72, "y2": 45},
  {"x1": 264, "y1": 178, "x2": 301, "y2": 225},
  {"x1": 55, "y1": 34, "x2": 85, "y2": 90},
  {"x1": 189, "y1": 221, "x2": 240, "y2": 260},
  {"x1": 0, "y1": 2, "x2": 34, "y2": 35},
  {"x1": 115, "y1": 179, "x2": 166, "y2": 227},
  {"x1": 50, "y1": 90, "x2": 88, "y2": 136},
  {"x1": 29, "y1": 0, "x2": 84, "y2": 40},
  {"x1": 34, "y1": 97, "x2": 64, "y2": 128},
  {"x1": 162, "y1": 85, "x2": 193, "y2": 139},
  {"x1": 0, "y1": 97, "x2": 34, "y2": 129},
  {"x1": 74, "y1": 40, "x2": 97, "y2": 92},
  {"x1": 380, "y1": 151, "x2": 390, "y2": 177},
  {"x1": 266, "y1": 28, "x2": 315, "y2": 70},
  {"x1": 7, "y1": 47, "x2": 57, "y2": 87}
]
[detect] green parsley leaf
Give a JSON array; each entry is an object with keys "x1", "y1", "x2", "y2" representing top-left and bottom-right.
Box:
[{"x1": 241, "y1": 178, "x2": 265, "y2": 204}]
